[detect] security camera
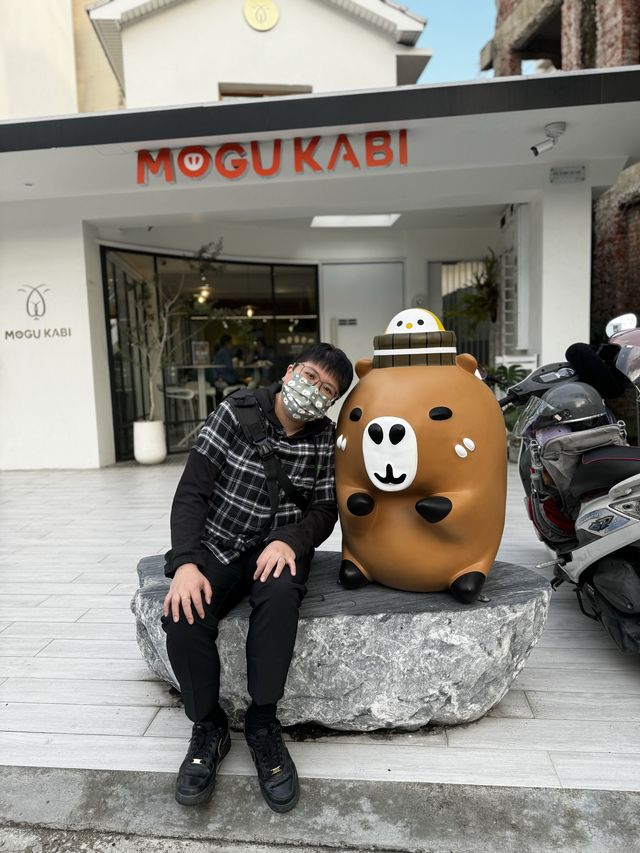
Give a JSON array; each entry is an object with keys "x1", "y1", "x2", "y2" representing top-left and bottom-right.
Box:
[
  {"x1": 531, "y1": 137, "x2": 556, "y2": 157},
  {"x1": 530, "y1": 121, "x2": 567, "y2": 157}
]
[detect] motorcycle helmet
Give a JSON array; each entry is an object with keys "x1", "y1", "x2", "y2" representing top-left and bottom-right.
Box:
[{"x1": 514, "y1": 382, "x2": 609, "y2": 438}]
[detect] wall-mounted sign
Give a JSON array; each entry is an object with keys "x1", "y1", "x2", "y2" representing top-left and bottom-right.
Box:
[
  {"x1": 3, "y1": 286, "x2": 73, "y2": 342},
  {"x1": 19, "y1": 284, "x2": 50, "y2": 319},
  {"x1": 136, "y1": 130, "x2": 408, "y2": 185},
  {"x1": 550, "y1": 166, "x2": 586, "y2": 184},
  {"x1": 244, "y1": 0, "x2": 279, "y2": 31}
]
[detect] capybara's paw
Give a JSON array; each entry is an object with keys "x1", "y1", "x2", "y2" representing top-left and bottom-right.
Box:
[
  {"x1": 449, "y1": 571, "x2": 485, "y2": 604},
  {"x1": 338, "y1": 560, "x2": 370, "y2": 589},
  {"x1": 347, "y1": 492, "x2": 375, "y2": 516},
  {"x1": 415, "y1": 496, "x2": 452, "y2": 523}
]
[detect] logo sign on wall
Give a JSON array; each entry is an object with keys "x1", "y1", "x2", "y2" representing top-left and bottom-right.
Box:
[
  {"x1": 244, "y1": 0, "x2": 279, "y2": 31},
  {"x1": 3, "y1": 286, "x2": 72, "y2": 341},
  {"x1": 19, "y1": 285, "x2": 49, "y2": 320}
]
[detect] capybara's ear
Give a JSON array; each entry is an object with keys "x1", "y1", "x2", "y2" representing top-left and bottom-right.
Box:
[
  {"x1": 355, "y1": 358, "x2": 373, "y2": 379},
  {"x1": 456, "y1": 353, "x2": 477, "y2": 375}
]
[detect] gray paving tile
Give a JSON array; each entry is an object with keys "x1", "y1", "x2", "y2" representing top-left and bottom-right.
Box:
[
  {"x1": 446, "y1": 717, "x2": 640, "y2": 754},
  {"x1": 0, "y1": 677, "x2": 177, "y2": 707},
  {"x1": 0, "y1": 637, "x2": 52, "y2": 657},
  {"x1": 38, "y1": 640, "x2": 142, "y2": 660},
  {"x1": 0, "y1": 702, "x2": 158, "y2": 736},
  {"x1": 1, "y1": 622, "x2": 135, "y2": 640},
  {"x1": 551, "y1": 751, "x2": 640, "y2": 791}
]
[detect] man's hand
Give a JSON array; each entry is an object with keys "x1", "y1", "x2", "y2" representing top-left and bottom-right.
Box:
[
  {"x1": 163, "y1": 563, "x2": 212, "y2": 624},
  {"x1": 254, "y1": 541, "x2": 296, "y2": 582}
]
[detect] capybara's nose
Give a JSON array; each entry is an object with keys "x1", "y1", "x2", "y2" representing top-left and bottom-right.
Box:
[
  {"x1": 389, "y1": 424, "x2": 405, "y2": 445},
  {"x1": 368, "y1": 423, "x2": 383, "y2": 445}
]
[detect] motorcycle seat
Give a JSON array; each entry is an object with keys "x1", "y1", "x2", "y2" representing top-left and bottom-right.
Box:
[{"x1": 569, "y1": 446, "x2": 640, "y2": 498}]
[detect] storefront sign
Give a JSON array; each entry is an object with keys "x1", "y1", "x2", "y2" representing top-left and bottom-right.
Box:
[
  {"x1": 3, "y1": 286, "x2": 73, "y2": 342},
  {"x1": 244, "y1": 0, "x2": 279, "y2": 31},
  {"x1": 4, "y1": 328, "x2": 72, "y2": 340},
  {"x1": 136, "y1": 130, "x2": 408, "y2": 185}
]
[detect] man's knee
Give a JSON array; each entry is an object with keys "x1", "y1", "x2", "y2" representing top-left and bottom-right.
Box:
[
  {"x1": 162, "y1": 611, "x2": 219, "y2": 643},
  {"x1": 251, "y1": 572, "x2": 306, "y2": 612}
]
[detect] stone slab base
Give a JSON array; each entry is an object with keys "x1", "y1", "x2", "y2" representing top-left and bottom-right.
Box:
[{"x1": 132, "y1": 551, "x2": 551, "y2": 730}]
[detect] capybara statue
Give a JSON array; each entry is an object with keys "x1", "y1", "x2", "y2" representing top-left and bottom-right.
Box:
[{"x1": 335, "y1": 308, "x2": 507, "y2": 603}]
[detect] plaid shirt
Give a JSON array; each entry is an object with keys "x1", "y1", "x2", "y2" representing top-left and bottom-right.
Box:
[{"x1": 168, "y1": 384, "x2": 337, "y2": 573}]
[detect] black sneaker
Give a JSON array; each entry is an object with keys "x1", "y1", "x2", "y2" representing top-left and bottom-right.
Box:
[
  {"x1": 175, "y1": 721, "x2": 231, "y2": 806},
  {"x1": 244, "y1": 719, "x2": 300, "y2": 813}
]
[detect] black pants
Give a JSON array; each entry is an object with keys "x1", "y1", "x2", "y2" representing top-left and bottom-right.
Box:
[{"x1": 162, "y1": 543, "x2": 312, "y2": 723}]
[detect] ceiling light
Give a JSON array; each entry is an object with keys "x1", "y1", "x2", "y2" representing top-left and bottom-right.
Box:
[
  {"x1": 311, "y1": 214, "x2": 401, "y2": 228},
  {"x1": 246, "y1": 306, "x2": 254, "y2": 318}
]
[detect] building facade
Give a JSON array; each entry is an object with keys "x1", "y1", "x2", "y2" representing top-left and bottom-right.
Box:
[
  {"x1": 0, "y1": 0, "x2": 430, "y2": 120},
  {"x1": 481, "y1": 0, "x2": 640, "y2": 339},
  {"x1": 3, "y1": 69, "x2": 639, "y2": 468},
  {"x1": 88, "y1": 0, "x2": 431, "y2": 108}
]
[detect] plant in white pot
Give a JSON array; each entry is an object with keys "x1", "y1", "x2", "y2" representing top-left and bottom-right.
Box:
[{"x1": 125, "y1": 240, "x2": 224, "y2": 464}]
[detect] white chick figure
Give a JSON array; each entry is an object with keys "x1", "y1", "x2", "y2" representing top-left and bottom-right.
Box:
[{"x1": 386, "y1": 308, "x2": 444, "y2": 334}]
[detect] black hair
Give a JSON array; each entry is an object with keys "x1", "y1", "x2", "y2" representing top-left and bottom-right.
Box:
[
  {"x1": 219, "y1": 334, "x2": 232, "y2": 347},
  {"x1": 296, "y1": 342, "x2": 353, "y2": 397}
]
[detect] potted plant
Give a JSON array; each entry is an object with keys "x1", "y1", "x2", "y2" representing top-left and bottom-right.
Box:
[{"x1": 125, "y1": 240, "x2": 224, "y2": 464}]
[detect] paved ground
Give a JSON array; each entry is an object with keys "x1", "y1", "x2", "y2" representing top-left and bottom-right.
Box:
[
  {"x1": 1, "y1": 458, "x2": 639, "y2": 851},
  {"x1": 1, "y1": 766, "x2": 639, "y2": 853}
]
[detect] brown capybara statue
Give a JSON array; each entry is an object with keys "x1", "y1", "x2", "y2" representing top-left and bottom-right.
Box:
[{"x1": 335, "y1": 308, "x2": 507, "y2": 604}]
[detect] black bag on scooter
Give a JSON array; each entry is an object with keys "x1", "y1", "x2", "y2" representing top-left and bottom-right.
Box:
[{"x1": 580, "y1": 552, "x2": 640, "y2": 654}]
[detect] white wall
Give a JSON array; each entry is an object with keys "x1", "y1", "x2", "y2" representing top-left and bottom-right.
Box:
[
  {"x1": 530, "y1": 184, "x2": 592, "y2": 365},
  {"x1": 122, "y1": 0, "x2": 400, "y2": 107},
  {"x1": 0, "y1": 0, "x2": 77, "y2": 119},
  {"x1": 0, "y1": 219, "x2": 108, "y2": 469}
]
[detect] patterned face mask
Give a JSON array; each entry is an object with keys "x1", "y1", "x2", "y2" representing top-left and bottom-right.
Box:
[{"x1": 281, "y1": 372, "x2": 335, "y2": 421}]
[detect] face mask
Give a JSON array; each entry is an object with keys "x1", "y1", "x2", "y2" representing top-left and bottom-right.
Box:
[{"x1": 281, "y1": 372, "x2": 335, "y2": 421}]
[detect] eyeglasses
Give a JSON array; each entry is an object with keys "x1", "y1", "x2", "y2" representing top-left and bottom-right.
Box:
[{"x1": 294, "y1": 363, "x2": 338, "y2": 400}]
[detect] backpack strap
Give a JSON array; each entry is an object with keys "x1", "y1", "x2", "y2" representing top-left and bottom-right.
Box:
[{"x1": 229, "y1": 391, "x2": 311, "y2": 524}]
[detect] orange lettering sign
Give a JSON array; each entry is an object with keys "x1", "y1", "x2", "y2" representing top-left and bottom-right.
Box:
[
  {"x1": 136, "y1": 148, "x2": 174, "y2": 184},
  {"x1": 215, "y1": 144, "x2": 248, "y2": 180}
]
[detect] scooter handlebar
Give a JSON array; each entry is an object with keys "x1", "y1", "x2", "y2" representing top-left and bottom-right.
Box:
[{"x1": 498, "y1": 392, "x2": 516, "y2": 408}]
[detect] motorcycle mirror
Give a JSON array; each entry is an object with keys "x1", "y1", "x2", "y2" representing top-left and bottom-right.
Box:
[
  {"x1": 606, "y1": 313, "x2": 637, "y2": 339},
  {"x1": 476, "y1": 367, "x2": 488, "y2": 380}
]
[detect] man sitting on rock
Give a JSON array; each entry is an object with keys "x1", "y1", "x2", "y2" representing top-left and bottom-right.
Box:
[{"x1": 162, "y1": 344, "x2": 353, "y2": 812}]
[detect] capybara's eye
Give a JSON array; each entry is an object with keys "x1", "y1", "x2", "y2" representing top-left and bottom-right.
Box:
[
  {"x1": 389, "y1": 424, "x2": 405, "y2": 445},
  {"x1": 349, "y1": 407, "x2": 362, "y2": 422},
  {"x1": 368, "y1": 424, "x2": 384, "y2": 445},
  {"x1": 429, "y1": 406, "x2": 452, "y2": 420},
  {"x1": 418, "y1": 319, "x2": 424, "y2": 325},
  {"x1": 396, "y1": 320, "x2": 402, "y2": 327}
]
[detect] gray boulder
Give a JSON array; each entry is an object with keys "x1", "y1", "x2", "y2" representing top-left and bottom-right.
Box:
[{"x1": 132, "y1": 552, "x2": 550, "y2": 730}]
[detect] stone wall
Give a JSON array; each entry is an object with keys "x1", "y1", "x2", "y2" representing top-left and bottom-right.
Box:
[
  {"x1": 596, "y1": 0, "x2": 640, "y2": 66},
  {"x1": 592, "y1": 164, "x2": 640, "y2": 438},
  {"x1": 592, "y1": 164, "x2": 640, "y2": 329},
  {"x1": 487, "y1": 1, "x2": 640, "y2": 383},
  {"x1": 489, "y1": 0, "x2": 639, "y2": 73}
]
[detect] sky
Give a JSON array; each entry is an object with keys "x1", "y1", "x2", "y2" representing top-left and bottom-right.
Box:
[{"x1": 408, "y1": 0, "x2": 498, "y2": 85}]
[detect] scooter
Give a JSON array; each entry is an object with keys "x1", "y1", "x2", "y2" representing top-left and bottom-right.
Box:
[{"x1": 497, "y1": 314, "x2": 640, "y2": 653}]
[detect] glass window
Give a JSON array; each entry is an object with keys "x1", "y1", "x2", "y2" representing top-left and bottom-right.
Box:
[{"x1": 102, "y1": 249, "x2": 319, "y2": 460}]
